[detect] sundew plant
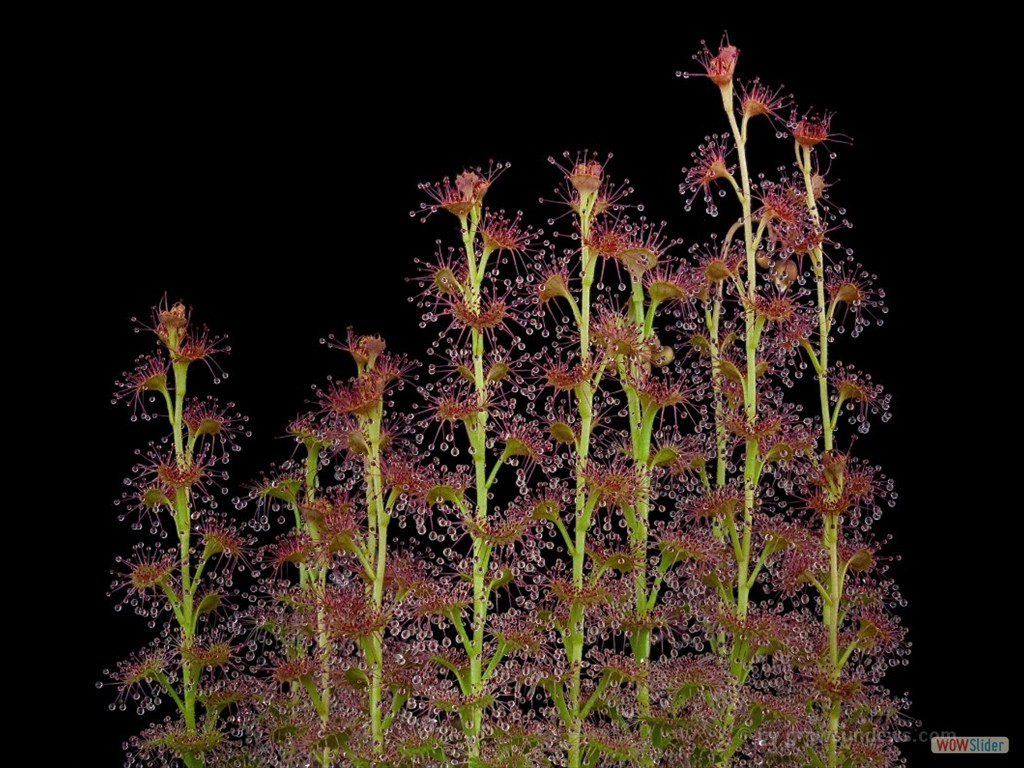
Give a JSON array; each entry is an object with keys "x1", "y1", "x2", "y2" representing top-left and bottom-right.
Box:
[{"x1": 104, "y1": 39, "x2": 909, "y2": 768}]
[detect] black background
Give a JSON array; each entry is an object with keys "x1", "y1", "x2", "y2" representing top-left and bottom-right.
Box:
[{"x1": 47, "y1": 11, "x2": 1010, "y2": 766}]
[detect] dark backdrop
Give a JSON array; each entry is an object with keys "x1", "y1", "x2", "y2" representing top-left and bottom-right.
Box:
[{"x1": 48, "y1": 12, "x2": 1009, "y2": 766}]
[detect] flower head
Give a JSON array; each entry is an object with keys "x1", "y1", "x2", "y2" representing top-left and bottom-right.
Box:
[
  {"x1": 113, "y1": 352, "x2": 169, "y2": 419},
  {"x1": 827, "y1": 261, "x2": 885, "y2": 337},
  {"x1": 757, "y1": 181, "x2": 805, "y2": 225},
  {"x1": 791, "y1": 109, "x2": 839, "y2": 148},
  {"x1": 111, "y1": 544, "x2": 178, "y2": 616},
  {"x1": 134, "y1": 296, "x2": 188, "y2": 346},
  {"x1": 109, "y1": 646, "x2": 171, "y2": 711},
  {"x1": 327, "y1": 328, "x2": 388, "y2": 371},
  {"x1": 680, "y1": 136, "x2": 735, "y2": 215},
  {"x1": 569, "y1": 158, "x2": 604, "y2": 196},
  {"x1": 480, "y1": 209, "x2": 535, "y2": 257},
  {"x1": 832, "y1": 363, "x2": 892, "y2": 432},
  {"x1": 182, "y1": 397, "x2": 248, "y2": 460},
  {"x1": 547, "y1": 151, "x2": 629, "y2": 215},
  {"x1": 584, "y1": 458, "x2": 644, "y2": 508},
  {"x1": 417, "y1": 161, "x2": 509, "y2": 219},
  {"x1": 589, "y1": 217, "x2": 679, "y2": 279},
  {"x1": 739, "y1": 78, "x2": 790, "y2": 120},
  {"x1": 691, "y1": 38, "x2": 739, "y2": 88}
]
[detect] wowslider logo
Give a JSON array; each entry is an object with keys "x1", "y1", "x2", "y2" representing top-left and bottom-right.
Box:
[{"x1": 932, "y1": 736, "x2": 1009, "y2": 754}]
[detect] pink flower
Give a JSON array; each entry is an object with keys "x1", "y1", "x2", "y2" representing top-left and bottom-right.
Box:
[
  {"x1": 693, "y1": 39, "x2": 739, "y2": 87},
  {"x1": 417, "y1": 161, "x2": 509, "y2": 219},
  {"x1": 792, "y1": 109, "x2": 838, "y2": 148}
]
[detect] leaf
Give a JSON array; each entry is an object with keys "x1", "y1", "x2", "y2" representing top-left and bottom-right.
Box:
[
  {"x1": 690, "y1": 333, "x2": 712, "y2": 353},
  {"x1": 486, "y1": 361, "x2": 510, "y2": 382},
  {"x1": 762, "y1": 532, "x2": 792, "y2": 557},
  {"x1": 651, "y1": 344, "x2": 674, "y2": 367},
  {"x1": 201, "y1": 538, "x2": 224, "y2": 560},
  {"x1": 705, "y1": 259, "x2": 732, "y2": 281},
  {"x1": 531, "y1": 500, "x2": 560, "y2": 521},
  {"x1": 671, "y1": 682, "x2": 699, "y2": 709},
  {"x1": 314, "y1": 729, "x2": 349, "y2": 751},
  {"x1": 502, "y1": 437, "x2": 534, "y2": 458},
  {"x1": 549, "y1": 421, "x2": 576, "y2": 444},
  {"x1": 197, "y1": 592, "x2": 221, "y2": 616},
  {"x1": 142, "y1": 487, "x2": 172, "y2": 510},
  {"x1": 659, "y1": 539, "x2": 701, "y2": 573},
  {"x1": 540, "y1": 273, "x2": 572, "y2": 302},
  {"x1": 260, "y1": 479, "x2": 302, "y2": 504},
  {"x1": 344, "y1": 666, "x2": 369, "y2": 689},
  {"x1": 426, "y1": 485, "x2": 462, "y2": 506},
  {"x1": 763, "y1": 442, "x2": 793, "y2": 463},
  {"x1": 750, "y1": 702, "x2": 764, "y2": 728},
  {"x1": 346, "y1": 430, "x2": 370, "y2": 455},
  {"x1": 648, "y1": 279, "x2": 686, "y2": 303},
  {"x1": 401, "y1": 743, "x2": 448, "y2": 760},
  {"x1": 651, "y1": 722, "x2": 667, "y2": 749},
  {"x1": 604, "y1": 553, "x2": 635, "y2": 573},
  {"x1": 650, "y1": 446, "x2": 680, "y2": 468},
  {"x1": 719, "y1": 359, "x2": 744, "y2": 384},
  {"x1": 192, "y1": 417, "x2": 223, "y2": 438},
  {"x1": 848, "y1": 548, "x2": 874, "y2": 571},
  {"x1": 490, "y1": 567, "x2": 514, "y2": 590}
]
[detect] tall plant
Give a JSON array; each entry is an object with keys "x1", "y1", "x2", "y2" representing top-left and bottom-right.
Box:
[
  {"x1": 249, "y1": 332, "x2": 420, "y2": 766},
  {"x1": 674, "y1": 39, "x2": 908, "y2": 766},
  {"x1": 107, "y1": 300, "x2": 252, "y2": 767},
  {"x1": 412, "y1": 167, "x2": 550, "y2": 765}
]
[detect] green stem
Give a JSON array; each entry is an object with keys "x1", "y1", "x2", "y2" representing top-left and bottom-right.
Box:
[
  {"x1": 369, "y1": 637, "x2": 383, "y2": 757},
  {"x1": 153, "y1": 669, "x2": 187, "y2": 715},
  {"x1": 171, "y1": 362, "x2": 188, "y2": 465},
  {"x1": 581, "y1": 668, "x2": 614, "y2": 719},
  {"x1": 746, "y1": 544, "x2": 773, "y2": 590},
  {"x1": 727, "y1": 100, "x2": 757, "y2": 626},
  {"x1": 482, "y1": 639, "x2": 508, "y2": 683},
  {"x1": 315, "y1": 571, "x2": 331, "y2": 766},
  {"x1": 365, "y1": 403, "x2": 391, "y2": 756},
  {"x1": 826, "y1": 515, "x2": 842, "y2": 768},
  {"x1": 805, "y1": 571, "x2": 831, "y2": 603},
  {"x1": 451, "y1": 610, "x2": 474, "y2": 656},
  {"x1": 166, "y1": 336, "x2": 202, "y2": 766},
  {"x1": 707, "y1": 288, "x2": 728, "y2": 489},
  {"x1": 567, "y1": 199, "x2": 598, "y2": 768},
  {"x1": 459, "y1": 211, "x2": 490, "y2": 759},
  {"x1": 719, "y1": 86, "x2": 760, "y2": 768},
  {"x1": 800, "y1": 141, "x2": 845, "y2": 768},
  {"x1": 799, "y1": 143, "x2": 833, "y2": 454},
  {"x1": 300, "y1": 442, "x2": 335, "y2": 767},
  {"x1": 620, "y1": 276, "x2": 661, "y2": 760},
  {"x1": 553, "y1": 516, "x2": 576, "y2": 557}
]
